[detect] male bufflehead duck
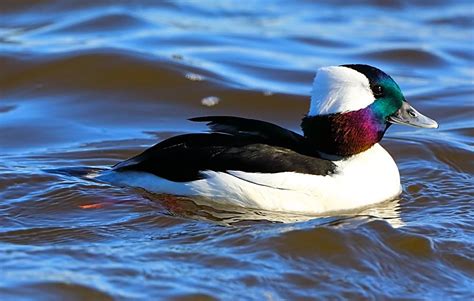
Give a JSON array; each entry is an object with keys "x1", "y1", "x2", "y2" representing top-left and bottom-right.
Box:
[{"x1": 101, "y1": 64, "x2": 438, "y2": 214}]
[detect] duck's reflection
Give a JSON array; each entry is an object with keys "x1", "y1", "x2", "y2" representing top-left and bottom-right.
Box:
[{"x1": 152, "y1": 193, "x2": 404, "y2": 228}]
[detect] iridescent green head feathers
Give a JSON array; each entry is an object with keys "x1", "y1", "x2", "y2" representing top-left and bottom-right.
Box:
[{"x1": 303, "y1": 64, "x2": 438, "y2": 157}]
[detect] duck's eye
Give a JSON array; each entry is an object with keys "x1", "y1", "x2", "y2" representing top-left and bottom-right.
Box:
[
  {"x1": 408, "y1": 109, "x2": 417, "y2": 118},
  {"x1": 373, "y1": 85, "x2": 384, "y2": 97}
]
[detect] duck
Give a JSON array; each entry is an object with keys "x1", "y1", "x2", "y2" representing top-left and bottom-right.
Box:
[{"x1": 99, "y1": 64, "x2": 438, "y2": 214}]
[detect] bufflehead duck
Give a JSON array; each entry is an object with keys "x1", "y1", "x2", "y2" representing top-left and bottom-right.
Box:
[{"x1": 101, "y1": 64, "x2": 438, "y2": 214}]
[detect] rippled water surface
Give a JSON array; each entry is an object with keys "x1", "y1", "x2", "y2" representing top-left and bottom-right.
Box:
[{"x1": 1, "y1": 1, "x2": 473, "y2": 300}]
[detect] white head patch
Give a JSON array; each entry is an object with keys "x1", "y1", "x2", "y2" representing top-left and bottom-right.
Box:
[{"x1": 308, "y1": 66, "x2": 375, "y2": 116}]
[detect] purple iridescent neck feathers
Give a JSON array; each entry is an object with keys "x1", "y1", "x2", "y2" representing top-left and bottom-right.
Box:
[{"x1": 301, "y1": 107, "x2": 389, "y2": 157}]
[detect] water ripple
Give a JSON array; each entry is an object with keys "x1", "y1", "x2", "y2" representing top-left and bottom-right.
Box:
[{"x1": 1, "y1": 0, "x2": 473, "y2": 299}]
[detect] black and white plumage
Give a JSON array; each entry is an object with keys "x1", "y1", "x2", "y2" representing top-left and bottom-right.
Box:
[
  {"x1": 112, "y1": 116, "x2": 336, "y2": 181},
  {"x1": 99, "y1": 64, "x2": 438, "y2": 214}
]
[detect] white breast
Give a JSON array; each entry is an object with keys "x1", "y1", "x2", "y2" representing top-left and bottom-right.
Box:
[{"x1": 100, "y1": 144, "x2": 401, "y2": 214}]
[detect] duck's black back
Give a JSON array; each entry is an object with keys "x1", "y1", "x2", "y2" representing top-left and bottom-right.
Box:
[{"x1": 113, "y1": 116, "x2": 336, "y2": 182}]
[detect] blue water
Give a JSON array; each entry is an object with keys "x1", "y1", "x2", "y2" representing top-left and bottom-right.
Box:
[{"x1": 1, "y1": 1, "x2": 473, "y2": 300}]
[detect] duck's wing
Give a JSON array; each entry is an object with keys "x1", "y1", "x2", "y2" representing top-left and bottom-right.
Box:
[
  {"x1": 189, "y1": 116, "x2": 304, "y2": 146},
  {"x1": 112, "y1": 117, "x2": 336, "y2": 182}
]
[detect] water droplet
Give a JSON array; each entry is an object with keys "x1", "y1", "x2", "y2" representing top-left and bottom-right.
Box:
[
  {"x1": 201, "y1": 96, "x2": 220, "y2": 107},
  {"x1": 185, "y1": 72, "x2": 204, "y2": 81}
]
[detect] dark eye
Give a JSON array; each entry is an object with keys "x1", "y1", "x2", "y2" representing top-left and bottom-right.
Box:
[
  {"x1": 407, "y1": 108, "x2": 417, "y2": 118},
  {"x1": 373, "y1": 85, "x2": 384, "y2": 97}
]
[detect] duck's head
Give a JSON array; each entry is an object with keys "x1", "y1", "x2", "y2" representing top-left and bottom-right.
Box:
[{"x1": 301, "y1": 64, "x2": 438, "y2": 157}]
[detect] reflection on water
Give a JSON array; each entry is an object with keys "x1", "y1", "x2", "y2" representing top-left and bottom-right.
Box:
[
  {"x1": 1, "y1": 0, "x2": 473, "y2": 299},
  {"x1": 133, "y1": 189, "x2": 405, "y2": 227},
  {"x1": 147, "y1": 191, "x2": 405, "y2": 227}
]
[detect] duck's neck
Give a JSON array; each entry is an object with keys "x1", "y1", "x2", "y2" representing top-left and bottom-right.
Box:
[{"x1": 301, "y1": 107, "x2": 390, "y2": 157}]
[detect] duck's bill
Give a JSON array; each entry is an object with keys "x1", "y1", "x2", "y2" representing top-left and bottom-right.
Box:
[{"x1": 388, "y1": 101, "x2": 438, "y2": 129}]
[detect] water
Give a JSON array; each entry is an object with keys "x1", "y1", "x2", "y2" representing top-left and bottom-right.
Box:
[{"x1": 1, "y1": 0, "x2": 473, "y2": 299}]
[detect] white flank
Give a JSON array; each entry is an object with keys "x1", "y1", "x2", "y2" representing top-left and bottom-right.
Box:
[
  {"x1": 309, "y1": 66, "x2": 375, "y2": 116},
  {"x1": 98, "y1": 144, "x2": 401, "y2": 215}
]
